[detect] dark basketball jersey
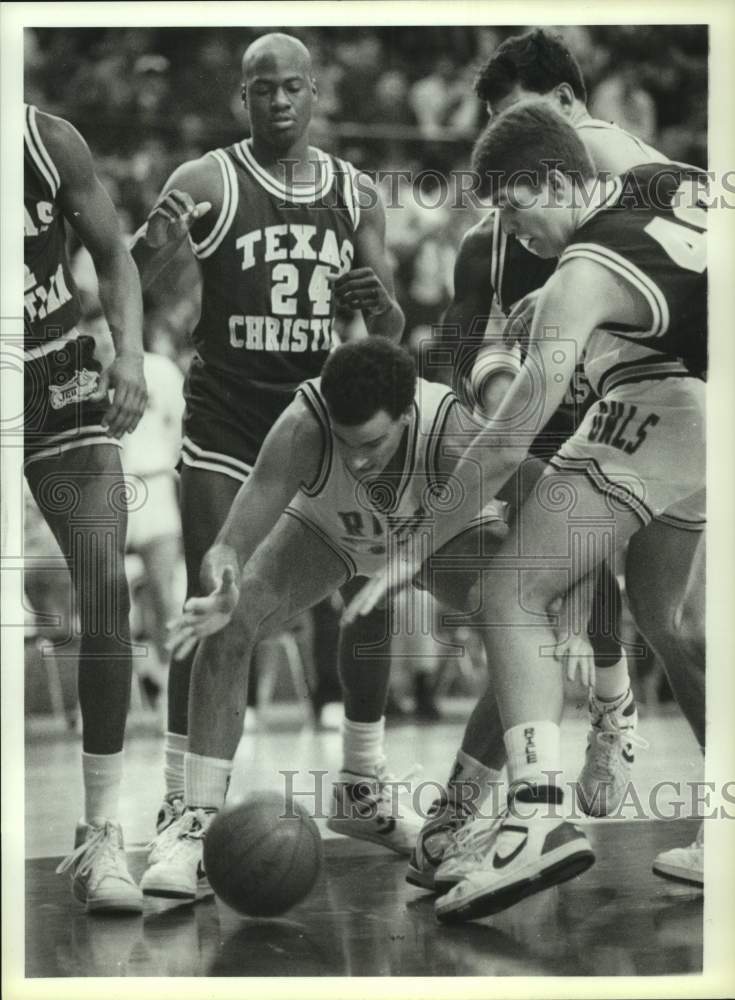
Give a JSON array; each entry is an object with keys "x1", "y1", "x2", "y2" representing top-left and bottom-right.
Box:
[
  {"x1": 559, "y1": 164, "x2": 707, "y2": 390},
  {"x1": 24, "y1": 104, "x2": 81, "y2": 351},
  {"x1": 189, "y1": 140, "x2": 361, "y2": 383}
]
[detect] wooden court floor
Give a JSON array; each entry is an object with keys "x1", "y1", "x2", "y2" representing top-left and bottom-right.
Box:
[{"x1": 24, "y1": 707, "x2": 704, "y2": 978}]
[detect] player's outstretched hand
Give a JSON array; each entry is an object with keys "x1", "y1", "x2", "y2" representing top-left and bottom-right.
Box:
[
  {"x1": 329, "y1": 268, "x2": 391, "y2": 317},
  {"x1": 167, "y1": 566, "x2": 240, "y2": 661},
  {"x1": 144, "y1": 190, "x2": 212, "y2": 249},
  {"x1": 91, "y1": 352, "x2": 148, "y2": 438},
  {"x1": 502, "y1": 288, "x2": 540, "y2": 348},
  {"x1": 552, "y1": 628, "x2": 596, "y2": 689}
]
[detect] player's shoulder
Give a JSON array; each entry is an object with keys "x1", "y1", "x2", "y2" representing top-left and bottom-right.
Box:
[
  {"x1": 28, "y1": 107, "x2": 91, "y2": 181},
  {"x1": 164, "y1": 152, "x2": 224, "y2": 202},
  {"x1": 457, "y1": 213, "x2": 496, "y2": 258}
]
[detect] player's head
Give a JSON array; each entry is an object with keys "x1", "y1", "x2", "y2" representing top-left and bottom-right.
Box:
[
  {"x1": 321, "y1": 339, "x2": 417, "y2": 480},
  {"x1": 241, "y1": 33, "x2": 316, "y2": 150},
  {"x1": 475, "y1": 29, "x2": 587, "y2": 122},
  {"x1": 472, "y1": 100, "x2": 595, "y2": 257}
]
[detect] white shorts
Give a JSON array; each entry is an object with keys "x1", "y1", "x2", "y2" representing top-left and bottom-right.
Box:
[
  {"x1": 549, "y1": 376, "x2": 705, "y2": 531},
  {"x1": 126, "y1": 472, "x2": 182, "y2": 550}
]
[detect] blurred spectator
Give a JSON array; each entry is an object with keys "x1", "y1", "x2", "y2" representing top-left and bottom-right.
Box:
[{"x1": 590, "y1": 63, "x2": 658, "y2": 144}]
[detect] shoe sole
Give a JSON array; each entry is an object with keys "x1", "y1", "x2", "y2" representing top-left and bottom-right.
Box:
[
  {"x1": 326, "y1": 818, "x2": 415, "y2": 856},
  {"x1": 652, "y1": 862, "x2": 703, "y2": 887},
  {"x1": 436, "y1": 845, "x2": 595, "y2": 923},
  {"x1": 405, "y1": 864, "x2": 436, "y2": 892},
  {"x1": 141, "y1": 878, "x2": 212, "y2": 901},
  {"x1": 86, "y1": 898, "x2": 144, "y2": 914}
]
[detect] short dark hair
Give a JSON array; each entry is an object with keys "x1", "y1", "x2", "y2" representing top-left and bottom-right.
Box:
[
  {"x1": 475, "y1": 29, "x2": 587, "y2": 106},
  {"x1": 472, "y1": 100, "x2": 595, "y2": 200},
  {"x1": 320, "y1": 338, "x2": 417, "y2": 425}
]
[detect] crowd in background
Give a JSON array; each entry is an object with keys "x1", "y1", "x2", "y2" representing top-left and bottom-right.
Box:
[
  {"x1": 23, "y1": 25, "x2": 707, "y2": 723},
  {"x1": 25, "y1": 24, "x2": 708, "y2": 359}
]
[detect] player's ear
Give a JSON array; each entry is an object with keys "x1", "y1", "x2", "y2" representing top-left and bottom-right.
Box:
[
  {"x1": 310, "y1": 75, "x2": 318, "y2": 101},
  {"x1": 554, "y1": 83, "x2": 575, "y2": 115}
]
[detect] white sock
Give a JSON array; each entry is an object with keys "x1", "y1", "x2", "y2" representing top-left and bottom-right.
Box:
[
  {"x1": 594, "y1": 654, "x2": 631, "y2": 702},
  {"x1": 82, "y1": 750, "x2": 124, "y2": 826},
  {"x1": 164, "y1": 731, "x2": 188, "y2": 797},
  {"x1": 446, "y1": 749, "x2": 502, "y2": 809},
  {"x1": 185, "y1": 752, "x2": 232, "y2": 811},
  {"x1": 341, "y1": 717, "x2": 386, "y2": 776},
  {"x1": 504, "y1": 721, "x2": 561, "y2": 794}
]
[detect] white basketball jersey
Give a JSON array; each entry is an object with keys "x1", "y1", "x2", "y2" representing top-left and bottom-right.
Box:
[{"x1": 287, "y1": 377, "x2": 466, "y2": 578}]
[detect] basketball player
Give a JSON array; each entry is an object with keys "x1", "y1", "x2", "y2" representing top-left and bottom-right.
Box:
[
  {"x1": 426, "y1": 102, "x2": 705, "y2": 921},
  {"x1": 145, "y1": 337, "x2": 509, "y2": 900},
  {"x1": 24, "y1": 105, "x2": 147, "y2": 912},
  {"x1": 130, "y1": 34, "x2": 411, "y2": 858},
  {"x1": 408, "y1": 28, "x2": 703, "y2": 890}
]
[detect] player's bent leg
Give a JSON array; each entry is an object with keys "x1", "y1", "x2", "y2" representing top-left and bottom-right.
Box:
[
  {"x1": 577, "y1": 562, "x2": 642, "y2": 817},
  {"x1": 407, "y1": 519, "x2": 510, "y2": 891},
  {"x1": 436, "y1": 469, "x2": 643, "y2": 923},
  {"x1": 26, "y1": 444, "x2": 142, "y2": 913},
  {"x1": 626, "y1": 520, "x2": 705, "y2": 748},
  {"x1": 142, "y1": 513, "x2": 349, "y2": 901},
  {"x1": 627, "y1": 519, "x2": 705, "y2": 886}
]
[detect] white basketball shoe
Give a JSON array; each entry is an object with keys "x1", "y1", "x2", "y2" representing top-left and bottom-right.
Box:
[
  {"x1": 435, "y1": 808, "x2": 595, "y2": 924},
  {"x1": 141, "y1": 808, "x2": 215, "y2": 901},
  {"x1": 406, "y1": 790, "x2": 478, "y2": 892},
  {"x1": 652, "y1": 823, "x2": 704, "y2": 886},
  {"x1": 56, "y1": 820, "x2": 143, "y2": 914},
  {"x1": 577, "y1": 689, "x2": 646, "y2": 816},
  {"x1": 327, "y1": 764, "x2": 422, "y2": 855}
]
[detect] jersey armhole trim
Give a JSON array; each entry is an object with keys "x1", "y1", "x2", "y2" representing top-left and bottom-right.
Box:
[
  {"x1": 25, "y1": 104, "x2": 60, "y2": 198},
  {"x1": 425, "y1": 390, "x2": 459, "y2": 487},
  {"x1": 296, "y1": 383, "x2": 332, "y2": 497},
  {"x1": 490, "y1": 211, "x2": 506, "y2": 312},
  {"x1": 189, "y1": 150, "x2": 238, "y2": 260},
  {"x1": 336, "y1": 159, "x2": 361, "y2": 232},
  {"x1": 558, "y1": 242, "x2": 670, "y2": 338}
]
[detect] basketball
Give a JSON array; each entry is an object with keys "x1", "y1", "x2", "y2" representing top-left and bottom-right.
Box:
[{"x1": 203, "y1": 791, "x2": 323, "y2": 917}]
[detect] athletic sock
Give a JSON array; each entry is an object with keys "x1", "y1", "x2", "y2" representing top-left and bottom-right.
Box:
[
  {"x1": 446, "y1": 749, "x2": 502, "y2": 811},
  {"x1": 341, "y1": 717, "x2": 386, "y2": 776},
  {"x1": 503, "y1": 721, "x2": 562, "y2": 801},
  {"x1": 164, "y1": 731, "x2": 188, "y2": 797},
  {"x1": 82, "y1": 750, "x2": 124, "y2": 827},
  {"x1": 185, "y1": 752, "x2": 232, "y2": 811},
  {"x1": 594, "y1": 654, "x2": 631, "y2": 702}
]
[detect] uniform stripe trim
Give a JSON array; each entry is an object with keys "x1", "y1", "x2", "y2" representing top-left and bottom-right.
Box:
[
  {"x1": 25, "y1": 426, "x2": 121, "y2": 466},
  {"x1": 335, "y1": 157, "x2": 357, "y2": 230},
  {"x1": 558, "y1": 243, "x2": 670, "y2": 337},
  {"x1": 181, "y1": 436, "x2": 253, "y2": 476},
  {"x1": 25, "y1": 104, "x2": 60, "y2": 197},
  {"x1": 23, "y1": 326, "x2": 81, "y2": 362},
  {"x1": 284, "y1": 507, "x2": 357, "y2": 579},
  {"x1": 490, "y1": 211, "x2": 502, "y2": 308},
  {"x1": 600, "y1": 361, "x2": 693, "y2": 397},
  {"x1": 234, "y1": 140, "x2": 335, "y2": 203},
  {"x1": 391, "y1": 401, "x2": 420, "y2": 513},
  {"x1": 190, "y1": 150, "x2": 238, "y2": 259},
  {"x1": 575, "y1": 177, "x2": 623, "y2": 228},
  {"x1": 424, "y1": 391, "x2": 458, "y2": 486},
  {"x1": 547, "y1": 454, "x2": 654, "y2": 526},
  {"x1": 656, "y1": 511, "x2": 706, "y2": 531},
  {"x1": 296, "y1": 383, "x2": 333, "y2": 496}
]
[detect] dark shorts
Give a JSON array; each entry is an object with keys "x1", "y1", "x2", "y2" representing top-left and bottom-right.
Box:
[
  {"x1": 23, "y1": 333, "x2": 116, "y2": 466},
  {"x1": 180, "y1": 356, "x2": 301, "y2": 482}
]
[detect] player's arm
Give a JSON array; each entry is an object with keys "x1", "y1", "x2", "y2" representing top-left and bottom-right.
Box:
[
  {"x1": 330, "y1": 175, "x2": 404, "y2": 342},
  {"x1": 169, "y1": 397, "x2": 323, "y2": 657},
  {"x1": 441, "y1": 220, "x2": 518, "y2": 410},
  {"x1": 41, "y1": 112, "x2": 147, "y2": 437},
  {"x1": 130, "y1": 157, "x2": 217, "y2": 289},
  {"x1": 426, "y1": 257, "x2": 647, "y2": 554}
]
